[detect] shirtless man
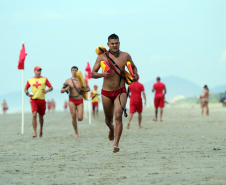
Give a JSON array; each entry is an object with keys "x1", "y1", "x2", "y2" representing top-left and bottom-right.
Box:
[
  {"x1": 61, "y1": 66, "x2": 90, "y2": 137},
  {"x1": 152, "y1": 77, "x2": 166, "y2": 122},
  {"x1": 2, "y1": 100, "x2": 8, "y2": 115},
  {"x1": 24, "y1": 66, "x2": 53, "y2": 138},
  {"x1": 91, "y1": 34, "x2": 138, "y2": 152},
  {"x1": 200, "y1": 85, "x2": 210, "y2": 116}
]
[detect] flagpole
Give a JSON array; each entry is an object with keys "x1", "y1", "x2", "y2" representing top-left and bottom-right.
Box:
[
  {"x1": 22, "y1": 69, "x2": 25, "y2": 134},
  {"x1": 88, "y1": 91, "x2": 91, "y2": 124},
  {"x1": 87, "y1": 78, "x2": 91, "y2": 124}
]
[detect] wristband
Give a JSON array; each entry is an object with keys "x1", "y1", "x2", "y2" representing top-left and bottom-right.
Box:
[{"x1": 26, "y1": 92, "x2": 29, "y2": 96}]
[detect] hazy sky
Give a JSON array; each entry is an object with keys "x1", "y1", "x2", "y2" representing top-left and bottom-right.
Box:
[{"x1": 0, "y1": 0, "x2": 225, "y2": 96}]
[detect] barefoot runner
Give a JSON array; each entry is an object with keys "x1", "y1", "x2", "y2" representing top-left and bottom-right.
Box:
[
  {"x1": 91, "y1": 34, "x2": 138, "y2": 152},
  {"x1": 90, "y1": 85, "x2": 99, "y2": 120},
  {"x1": 152, "y1": 76, "x2": 166, "y2": 122},
  {"x1": 24, "y1": 66, "x2": 53, "y2": 138},
  {"x1": 61, "y1": 66, "x2": 90, "y2": 138},
  {"x1": 127, "y1": 76, "x2": 146, "y2": 129}
]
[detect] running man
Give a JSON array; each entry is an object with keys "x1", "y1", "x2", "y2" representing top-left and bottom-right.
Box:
[
  {"x1": 51, "y1": 99, "x2": 56, "y2": 113},
  {"x1": 200, "y1": 85, "x2": 210, "y2": 116},
  {"x1": 24, "y1": 66, "x2": 53, "y2": 138},
  {"x1": 2, "y1": 100, "x2": 8, "y2": 115},
  {"x1": 127, "y1": 76, "x2": 146, "y2": 129},
  {"x1": 64, "y1": 100, "x2": 68, "y2": 111},
  {"x1": 61, "y1": 66, "x2": 90, "y2": 138},
  {"x1": 91, "y1": 33, "x2": 138, "y2": 152},
  {"x1": 90, "y1": 85, "x2": 99, "y2": 120},
  {"x1": 47, "y1": 100, "x2": 51, "y2": 113},
  {"x1": 152, "y1": 77, "x2": 166, "y2": 122}
]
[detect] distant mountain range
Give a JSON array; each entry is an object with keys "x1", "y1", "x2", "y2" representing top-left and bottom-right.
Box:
[
  {"x1": 143, "y1": 76, "x2": 226, "y2": 101},
  {"x1": 0, "y1": 76, "x2": 225, "y2": 113}
]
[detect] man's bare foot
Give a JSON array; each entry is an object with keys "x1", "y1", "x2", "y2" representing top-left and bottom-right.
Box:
[
  {"x1": 32, "y1": 134, "x2": 37, "y2": 138},
  {"x1": 74, "y1": 134, "x2": 79, "y2": 138},
  {"x1": 139, "y1": 125, "x2": 142, "y2": 128},
  {"x1": 153, "y1": 118, "x2": 157, "y2": 122},
  {"x1": 108, "y1": 125, "x2": 114, "y2": 141},
  {"x1": 127, "y1": 124, "x2": 130, "y2": 129},
  {"x1": 160, "y1": 119, "x2": 163, "y2": 122},
  {"x1": 113, "y1": 146, "x2": 120, "y2": 153}
]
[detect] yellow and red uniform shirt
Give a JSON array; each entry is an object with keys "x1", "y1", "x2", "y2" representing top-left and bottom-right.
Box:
[
  {"x1": 25, "y1": 76, "x2": 52, "y2": 100},
  {"x1": 90, "y1": 90, "x2": 99, "y2": 103}
]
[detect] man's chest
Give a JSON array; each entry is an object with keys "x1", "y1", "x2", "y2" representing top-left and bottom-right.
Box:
[
  {"x1": 68, "y1": 79, "x2": 81, "y2": 89},
  {"x1": 29, "y1": 79, "x2": 45, "y2": 89},
  {"x1": 104, "y1": 55, "x2": 127, "y2": 69}
]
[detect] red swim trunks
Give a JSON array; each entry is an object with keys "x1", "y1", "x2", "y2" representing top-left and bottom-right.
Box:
[
  {"x1": 69, "y1": 98, "x2": 83, "y2": 105},
  {"x1": 154, "y1": 97, "x2": 164, "y2": 108},
  {"x1": 101, "y1": 87, "x2": 127, "y2": 101},
  {"x1": 130, "y1": 102, "x2": 143, "y2": 113},
  {"x1": 30, "y1": 99, "x2": 46, "y2": 116},
  {"x1": 92, "y1": 102, "x2": 98, "y2": 111}
]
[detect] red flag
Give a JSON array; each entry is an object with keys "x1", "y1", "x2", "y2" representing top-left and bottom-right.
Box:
[
  {"x1": 18, "y1": 43, "x2": 27, "y2": 70},
  {"x1": 85, "y1": 62, "x2": 91, "y2": 79}
]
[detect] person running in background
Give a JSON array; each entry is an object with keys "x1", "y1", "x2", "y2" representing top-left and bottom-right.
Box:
[
  {"x1": 200, "y1": 85, "x2": 210, "y2": 116},
  {"x1": 24, "y1": 66, "x2": 53, "y2": 138},
  {"x1": 90, "y1": 85, "x2": 99, "y2": 120},
  {"x1": 61, "y1": 66, "x2": 90, "y2": 138},
  {"x1": 2, "y1": 100, "x2": 8, "y2": 115},
  {"x1": 152, "y1": 77, "x2": 166, "y2": 122},
  {"x1": 127, "y1": 76, "x2": 146, "y2": 129},
  {"x1": 51, "y1": 99, "x2": 56, "y2": 113},
  {"x1": 47, "y1": 100, "x2": 51, "y2": 113},
  {"x1": 64, "y1": 100, "x2": 68, "y2": 111}
]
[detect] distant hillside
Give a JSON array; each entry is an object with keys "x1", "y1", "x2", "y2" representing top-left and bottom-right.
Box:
[
  {"x1": 210, "y1": 84, "x2": 226, "y2": 93},
  {"x1": 143, "y1": 76, "x2": 202, "y2": 100}
]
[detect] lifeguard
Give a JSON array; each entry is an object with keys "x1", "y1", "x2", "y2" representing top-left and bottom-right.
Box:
[
  {"x1": 24, "y1": 66, "x2": 53, "y2": 138},
  {"x1": 90, "y1": 85, "x2": 99, "y2": 120}
]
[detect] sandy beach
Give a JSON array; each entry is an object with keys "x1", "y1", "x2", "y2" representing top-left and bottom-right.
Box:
[{"x1": 0, "y1": 103, "x2": 226, "y2": 185}]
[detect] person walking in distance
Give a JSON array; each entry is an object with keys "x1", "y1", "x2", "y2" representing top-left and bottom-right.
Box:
[{"x1": 152, "y1": 77, "x2": 166, "y2": 122}]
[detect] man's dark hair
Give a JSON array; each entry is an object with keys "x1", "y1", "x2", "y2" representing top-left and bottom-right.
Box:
[
  {"x1": 71, "y1": 66, "x2": 78, "y2": 71},
  {"x1": 204, "y1": 84, "x2": 209, "y2": 91},
  {"x1": 108, "y1": 34, "x2": 119, "y2": 41},
  {"x1": 157, "y1": 77, "x2": 161, "y2": 81}
]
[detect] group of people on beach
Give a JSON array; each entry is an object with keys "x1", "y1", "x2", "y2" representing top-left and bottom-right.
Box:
[{"x1": 23, "y1": 33, "x2": 210, "y2": 153}]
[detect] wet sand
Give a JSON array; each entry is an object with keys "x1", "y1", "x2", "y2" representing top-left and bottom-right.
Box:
[{"x1": 0, "y1": 104, "x2": 226, "y2": 185}]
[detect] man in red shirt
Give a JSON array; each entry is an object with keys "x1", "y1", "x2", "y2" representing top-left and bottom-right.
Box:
[
  {"x1": 152, "y1": 77, "x2": 166, "y2": 121},
  {"x1": 24, "y1": 66, "x2": 53, "y2": 138},
  {"x1": 127, "y1": 76, "x2": 146, "y2": 129}
]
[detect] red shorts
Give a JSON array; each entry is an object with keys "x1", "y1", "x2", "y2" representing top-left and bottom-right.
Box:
[
  {"x1": 130, "y1": 102, "x2": 143, "y2": 113},
  {"x1": 101, "y1": 87, "x2": 126, "y2": 101},
  {"x1": 30, "y1": 99, "x2": 46, "y2": 116},
  {"x1": 69, "y1": 98, "x2": 83, "y2": 105},
  {"x1": 154, "y1": 97, "x2": 164, "y2": 108},
  {"x1": 92, "y1": 102, "x2": 98, "y2": 111}
]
